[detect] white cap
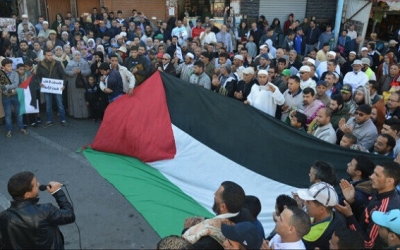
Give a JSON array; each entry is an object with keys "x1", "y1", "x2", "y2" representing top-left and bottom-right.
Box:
[
  {"x1": 259, "y1": 44, "x2": 268, "y2": 49},
  {"x1": 242, "y1": 67, "x2": 255, "y2": 75},
  {"x1": 361, "y1": 47, "x2": 368, "y2": 51},
  {"x1": 186, "y1": 52, "x2": 194, "y2": 59},
  {"x1": 299, "y1": 65, "x2": 311, "y2": 72},
  {"x1": 61, "y1": 31, "x2": 68, "y2": 36},
  {"x1": 349, "y1": 51, "x2": 356, "y2": 55},
  {"x1": 43, "y1": 21, "x2": 49, "y2": 25},
  {"x1": 234, "y1": 54, "x2": 243, "y2": 61},
  {"x1": 303, "y1": 58, "x2": 315, "y2": 66},
  {"x1": 120, "y1": 32, "x2": 127, "y2": 37},
  {"x1": 118, "y1": 46, "x2": 127, "y2": 53},
  {"x1": 327, "y1": 51, "x2": 336, "y2": 57},
  {"x1": 22, "y1": 14, "x2": 28, "y2": 19},
  {"x1": 352, "y1": 59, "x2": 363, "y2": 66},
  {"x1": 297, "y1": 182, "x2": 338, "y2": 207},
  {"x1": 258, "y1": 69, "x2": 268, "y2": 76}
]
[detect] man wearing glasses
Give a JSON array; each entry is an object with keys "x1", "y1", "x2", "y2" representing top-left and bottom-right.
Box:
[
  {"x1": 338, "y1": 104, "x2": 378, "y2": 150},
  {"x1": 386, "y1": 92, "x2": 400, "y2": 120},
  {"x1": 157, "y1": 54, "x2": 176, "y2": 77}
]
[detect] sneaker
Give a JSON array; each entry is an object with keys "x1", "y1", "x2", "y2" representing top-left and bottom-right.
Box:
[
  {"x1": 6, "y1": 131, "x2": 11, "y2": 137},
  {"x1": 44, "y1": 121, "x2": 54, "y2": 128},
  {"x1": 31, "y1": 122, "x2": 38, "y2": 127},
  {"x1": 20, "y1": 129, "x2": 29, "y2": 135},
  {"x1": 61, "y1": 121, "x2": 68, "y2": 127}
]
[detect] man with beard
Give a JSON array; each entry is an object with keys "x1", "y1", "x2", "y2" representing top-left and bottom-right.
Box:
[
  {"x1": 329, "y1": 94, "x2": 349, "y2": 130},
  {"x1": 338, "y1": 104, "x2": 378, "y2": 150},
  {"x1": 341, "y1": 51, "x2": 357, "y2": 76},
  {"x1": 325, "y1": 72, "x2": 342, "y2": 97},
  {"x1": 175, "y1": 52, "x2": 194, "y2": 82},
  {"x1": 296, "y1": 87, "x2": 325, "y2": 128},
  {"x1": 343, "y1": 59, "x2": 368, "y2": 92},
  {"x1": 14, "y1": 41, "x2": 37, "y2": 63},
  {"x1": 353, "y1": 85, "x2": 371, "y2": 109},
  {"x1": 340, "y1": 84, "x2": 356, "y2": 116},
  {"x1": 311, "y1": 107, "x2": 336, "y2": 144},
  {"x1": 337, "y1": 156, "x2": 375, "y2": 222},
  {"x1": 211, "y1": 63, "x2": 237, "y2": 97},
  {"x1": 234, "y1": 67, "x2": 257, "y2": 102},
  {"x1": 245, "y1": 70, "x2": 285, "y2": 116},
  {"x1": 183, "y1": 181, "x2": 254, "y2": 249},
  {"x1": 372, "y1": 134, "x2": 396, "y2": 158},
  {"x1": 299, "y1": 66, "x2": 316, "y2": 91},
  {"x1": 257, "y1": 53, "x2": 271, "y2": 71},
  {"x1": 189, "y1": 61, "x2": 211, "y2": 89}
]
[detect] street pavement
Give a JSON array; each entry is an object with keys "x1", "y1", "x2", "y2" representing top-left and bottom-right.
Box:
[{"x1": 0, "y1": 117, "x2": 161, "y2": 249}]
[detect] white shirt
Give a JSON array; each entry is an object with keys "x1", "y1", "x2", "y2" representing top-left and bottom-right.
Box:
[
  {"x1": 347, "y1": 30, "x2": 357, "y2": 40},
  {"x1": 247, "y1": 83, "x2": 285, "y2": 116},
  {"x1": 300, "y1": 78, "x2": 316, "y2": 91},
  {"x1": 199, "y1": 31, "x2": 217, "y2": 46},
  {"x1": 269, "y1": 234, "x2": 306, "y2": 250},
  {"x1": 343, "y1": 71, "x2": 369, "y2": 93}
]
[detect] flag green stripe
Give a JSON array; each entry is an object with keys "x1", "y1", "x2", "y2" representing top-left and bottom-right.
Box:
[
  {"x1": 16, "y1": 88, "x2": 26, "y2": 115},
  {"x1": 83, "y1": 148, "x2": 213, "y2": 238}
]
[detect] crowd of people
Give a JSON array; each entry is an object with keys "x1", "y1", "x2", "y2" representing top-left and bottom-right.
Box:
[{"x1": 1, "y1": 5, "x2": 400, "y2": 249}]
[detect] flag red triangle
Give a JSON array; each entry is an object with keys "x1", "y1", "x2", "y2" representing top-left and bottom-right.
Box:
[
  {"x1": 18, "y1": 75, "x2": 33, "y2": 89},
  {"x1": 92, "y1": 71, "x2": 176, "y2": 162}
]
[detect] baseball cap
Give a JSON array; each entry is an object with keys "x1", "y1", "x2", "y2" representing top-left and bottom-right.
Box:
[
  {"x1": 49, "y1": 30, "x2": 57, "y2": 35},
  {"x1": 242, "y1": 67, "x2": 255, "y2": 75},
  {"x1": 148, "y1": 49, "x2": 157, "y2": 55},
  {"x1": 349, "y1": 51, "x2": 356, "y2": 55},
  {"x1": 260, "y1": 53, "x2": 269, "y2": 60},
  {"x1": 22, "y1": 14, "x2": 28, "y2": 19},
  {"x1": 372, "y1": 209, "x2": 400, "y2": 235},
  {"x1": 221, "y1": 222, "x2": 263, "y2": 250},
  {"x1": 389, "y1": 39, "x2": 399, "y2": 45},
  {"x1": 361, "y1": 47, "x2": 368, "y2": 51},
  {"x1": 154, "y1": 34, "x2": 163, "y2": 40},
  {"x1": 356, "y1": 104, "x2": 372, "y2": 115},
  {"x1": 361, "y1": 58, "x2": 370, "y2": 66},
  {"x1": 43, "y1": 21, "x2": 49, "y2": 25},
  {"x1": 317, "y1": 80, "x2": 327, "y2": 87},
  {"x1": 352, "y1": 59, "x2": 363, "y2": 66},
  {"x1": 299, "y1": 65, "x2": 311, "y2": 72},
  {"x1": 297, "y1": 182, "x2": 338, "y2": 207},
  {"x1": 281, "y1": 69, "x2": 291, "y2": 76},
  {"x1": 341, "y1": 84, "x2": 352, "y2": 94},
  {"x1": 259, "y1": 44, "x2": 268, "y2": 49}
]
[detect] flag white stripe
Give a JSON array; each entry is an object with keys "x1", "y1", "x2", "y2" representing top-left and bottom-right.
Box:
[{"x1": 148, "y1": 125, "x2": 299, "y2": 233}]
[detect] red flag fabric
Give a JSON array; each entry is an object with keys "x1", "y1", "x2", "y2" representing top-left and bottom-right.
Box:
[{"x1": 92, "y1": 72, "x2": 176, "y2": 162}]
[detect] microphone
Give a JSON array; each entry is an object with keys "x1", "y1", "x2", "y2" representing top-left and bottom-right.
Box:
[{"x1": 39, "y1": 184, "x2": 52, "y2": 191}]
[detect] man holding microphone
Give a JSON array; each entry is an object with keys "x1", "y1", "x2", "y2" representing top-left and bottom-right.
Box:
[{"x1": 0, "y1": 171, "x2": 75, "y2": 249}]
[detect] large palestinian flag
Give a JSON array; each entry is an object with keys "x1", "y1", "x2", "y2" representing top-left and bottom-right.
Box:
[{"x1": 84, "y1": 71, "x2": 389, "y2": 238}]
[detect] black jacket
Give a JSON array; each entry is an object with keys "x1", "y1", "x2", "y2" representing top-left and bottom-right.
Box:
[
  {"x1": 35, "y1": 59, "x2": 65, "y2": 85},
  {"x1": 0, "y1": 190, "x2": 75, "y2": 249}
]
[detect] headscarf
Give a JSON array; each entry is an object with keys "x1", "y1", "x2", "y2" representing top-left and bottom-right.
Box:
[
  {"x1": 72, "y1": 50, "x2": 82, "y2": 62},
  {"x1": 96, "y1": 44, "x2": 105, "y2": 54},
  {"x1": 87, "y1": 38, "x2": 96, "y2": 51}
]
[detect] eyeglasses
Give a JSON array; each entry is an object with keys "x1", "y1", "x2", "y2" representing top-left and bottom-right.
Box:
[{"x1": 354, "y1": 112, "x2": 365, "y2": 117}]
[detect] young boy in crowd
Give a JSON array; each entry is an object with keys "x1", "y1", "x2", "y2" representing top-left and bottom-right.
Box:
[
  {"x1": 1, "y1": 58, "x2": 28, "y2": 137},
  {"x1": 290, "y1": 112, "x2": 307, "y2": 132},
  {"x1": 85, "y1": 75, "x2": 102, "y2": 123}
]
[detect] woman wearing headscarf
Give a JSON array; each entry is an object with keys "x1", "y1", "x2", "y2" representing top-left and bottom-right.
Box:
[
  {"x1": 96, "y1": 44, "x2": 108, "y2": 62},
  {"x1": 65, "y1": 51, "x2": 91, "y2": 118},
  {"x1": 53, "y1": 46, "x2": 66, "y2": 69},
  {"x1": 377, "y1": 53, "x2": 395, "y2": 81},
  {"x1": 87, "y1": 38, "x2": 96, "y2": 53},
  {"x1": 80, "y1": 46, "x2": 93, "y2": 63}
]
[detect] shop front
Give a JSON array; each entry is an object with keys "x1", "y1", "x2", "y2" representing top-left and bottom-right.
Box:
[{"x1": 367, "y1": 1, "x2": 400, "y2": 42}]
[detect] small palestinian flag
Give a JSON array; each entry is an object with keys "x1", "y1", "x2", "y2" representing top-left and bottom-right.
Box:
[
  {"x1": 17, "y1": 74, "x2": 39, "y2": 115},
  {"x1": 84, "y1": 71, "x2": 388, "y2": 238}
]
